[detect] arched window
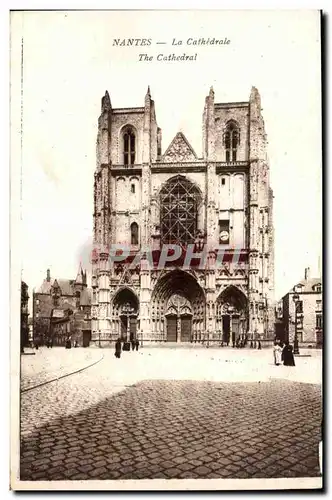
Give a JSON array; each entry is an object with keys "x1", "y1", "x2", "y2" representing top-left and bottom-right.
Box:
[
  {"x1": 160, "y1": 175, "x2": 201, "y2": 246},
  {"x1": 224, "y1": 122, "x2": 240, "y2": 162},
  {"x1": 123, "y1": 127, "x2": 136, "y2": 166},
  {"x1": 131, "y1": 222, "x2": 139, "y2": 245}
]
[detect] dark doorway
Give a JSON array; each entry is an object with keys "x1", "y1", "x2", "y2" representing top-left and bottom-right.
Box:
[
  {"x1": 232, "y1": 316, "x2": 240, "y2": 344},
  {"x1": 167, "y1": 316, "x2": 177, "y2": 342},
  {"x1": 82, "y1": 330, "x2": 91, "y2": 348},
  {"x1": 129, "y1": 317, "x2": 137, "y2": 342},
  {"x1": 222, "y1": 315, "x2": 230, "y2": 344},
  {"x1": 120, "y1": 317, "x2": 127, "y2": 340},
  {"x1": 181, "y1": 315, "x2": 192, "y2": 342}
]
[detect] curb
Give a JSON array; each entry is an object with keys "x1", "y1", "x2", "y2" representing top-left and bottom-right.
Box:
[{"x1": 21, "y1": 353, "x2": 105, "y2": 393}]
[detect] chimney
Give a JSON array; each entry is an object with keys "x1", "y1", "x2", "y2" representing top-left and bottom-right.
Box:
[
  {"x1": 46, "y1": 269, "x2": 51, "y2": 282},
  {"x1": 304, "y1": 267, "x2": 310, "y2": 281}
]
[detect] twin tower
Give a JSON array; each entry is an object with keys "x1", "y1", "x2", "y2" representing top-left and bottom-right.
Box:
[{"x1": 91, "y1": 86, "x2": 274, "y2": 346}]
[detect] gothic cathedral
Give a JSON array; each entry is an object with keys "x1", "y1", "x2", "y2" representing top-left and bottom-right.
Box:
[{"x1": 91, "y1": 86, "x2": 274, "y2": 346}]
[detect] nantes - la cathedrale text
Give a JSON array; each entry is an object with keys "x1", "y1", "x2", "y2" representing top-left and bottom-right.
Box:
[{"x1": 112, "y1": 37, "x2": 231, "y2": 47}]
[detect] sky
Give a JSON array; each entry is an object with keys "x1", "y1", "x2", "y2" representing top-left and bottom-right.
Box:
[{"x1": 11, "y1": 9, "x2": 322, "y2": 302}]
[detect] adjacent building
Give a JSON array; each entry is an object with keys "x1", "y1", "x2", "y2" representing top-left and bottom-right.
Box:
[
  {"x1": 281, "y1": 268, "x2": 323, "y2": 347},
  {"x1": 21, "y1": 281, "x2": 29, "y2": 352},
  {"x1": 91, "y1": 85, "x2": 275, "y2": 346},
  {"x1": 33, "y1": 267, "x2": 92, "y2": 347}
]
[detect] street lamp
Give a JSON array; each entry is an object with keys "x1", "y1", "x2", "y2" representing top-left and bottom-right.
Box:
[{"x1": 292, "y1": 293, "x2": 300, "y2": 355}]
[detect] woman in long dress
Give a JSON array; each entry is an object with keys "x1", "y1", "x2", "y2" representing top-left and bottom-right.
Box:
[
  {"x1": 282, "y1": 342, "x2": 295, "y2": 366},
  {"x1": 114, "y1": 338, "x2": 122, "y2": 359},
  {"x1": 273, "y1": 340, "x2": 282, "y2": 365}
]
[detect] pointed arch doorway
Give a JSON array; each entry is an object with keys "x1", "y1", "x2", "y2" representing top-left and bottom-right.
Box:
[
  {"x1": 151, "y1": 269, "x2": 206, "y2": 342},
  {"x1": 216, "y1": 286, "x2": 248, "y2": 346},
  {"x1": 113, "y1": 288, "x2": 139, "y2": 342},
  {"x1": 165, "y1": 294, "x2": 193, "y2": 342}
]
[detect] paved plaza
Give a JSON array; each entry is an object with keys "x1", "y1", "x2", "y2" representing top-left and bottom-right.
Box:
[{"x1": 20, "y1": 346, "x2": 322, "y2": 482}]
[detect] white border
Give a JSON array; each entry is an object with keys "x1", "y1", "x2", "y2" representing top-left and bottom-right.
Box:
[{"x1": 4, "y1": 2, "x2": 328, "y2": 496}]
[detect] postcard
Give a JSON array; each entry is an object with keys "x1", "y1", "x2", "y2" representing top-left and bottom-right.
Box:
[{"x1": 11, "y1": 9, "x2": 323, "y2": 491}]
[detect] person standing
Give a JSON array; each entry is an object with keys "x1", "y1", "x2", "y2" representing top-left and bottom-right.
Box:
[
  {"x1": 135, "y1": 338, "x2": 139, "y2": 351},
  {"x1": 273, "y1": 340, "x2": 282, "y2": 365},
  {"x1": 282, "y1": 342, "x2": 296, "y2": 366},
  {"x1": 115, "y1": 338, "x2": 122, "y2": 359}
]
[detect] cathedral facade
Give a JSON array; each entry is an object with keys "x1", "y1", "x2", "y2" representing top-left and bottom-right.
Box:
[{"x1": 91, "y1": 86, "x2": 274, "y2": 346}]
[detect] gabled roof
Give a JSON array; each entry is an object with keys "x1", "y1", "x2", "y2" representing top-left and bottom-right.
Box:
[
  {"x1": 36, "y1": 278, "x2": 74, "y2": 296},
  {"x1": 55, "y1": 279, "x2": 74, "y2": 296},
  {"x1": 286, "y1": 277, "x2": 322, "y2": 296},
  {"x1": 36, "y1": 280, "x2": 52, "y2": 294},
  {"x1": 162, "y1": 132, "x2": 198, "y2": 163}
]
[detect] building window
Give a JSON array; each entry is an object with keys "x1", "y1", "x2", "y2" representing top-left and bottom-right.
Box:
[
  {"x1": 316, "y1": 300, "x2": 322, "y2": 310},
  {"x1": 316, "y1": 314, "x2": 322, "y2": 329},
  {"x1": 224, "y1": 121, "x2": 240, "y2": 162},
  {"x1": 131, "y1": 183, "x2": 135, "y2": 193},
  {"x1": 221, "y1": 178, "x2": 226, "y2": 186},
  {"x1": 316, "y1": 285, "x2": 322, "y2": 293},
  {"x1": 296, "y1": 301, "x2": 303, "y2": 314},
  {"x1": 131, "y1": 222, "x2": 139, "y2": 245},
  {"x1": 123, "y1": 128, "x2": 136, "y2": 166},
  {"x1": 160, "y1": 175, "x2": 201, "y2": 246},
  {"x1": 219, "y1": 220, "x2": 230, "y2": 244},
  {"x1": 36, "y1": 299, "x2": 39, "y2": 306}
]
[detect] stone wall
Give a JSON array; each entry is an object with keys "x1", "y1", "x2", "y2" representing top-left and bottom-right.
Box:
[
  {"x1": 92, "y1": 86, "x2": 275, "y2": 342},
  {"x1": 287, "y1": 292, "x2": 322, "y2": 345},
  {"x1": 214, "y1": 104, "x2": 249, "y2": 162},
  {"x1": 110, "y1": 111, "x2": 144, "y2": 165}
]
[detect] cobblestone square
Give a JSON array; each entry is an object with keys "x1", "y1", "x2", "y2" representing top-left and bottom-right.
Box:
[{"x1": 20, "y1": 347, "x2": 322, "y2": 482}]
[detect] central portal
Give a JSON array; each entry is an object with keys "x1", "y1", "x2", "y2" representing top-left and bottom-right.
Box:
[
  {"x1": 165, "y1": 294, "x2": 192, "y2": 342},
  {"x1": 151, "y1": 269, "x2": 206, "y2": 341}
]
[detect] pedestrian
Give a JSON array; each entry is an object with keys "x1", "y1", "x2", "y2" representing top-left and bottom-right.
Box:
[
  {"x1": 273, "y1": 340, "x2": 282, "y2": 365},
  {"x1": 131, "y1": 339, "x2": 135, "y2": 351},
  {"x1": 115, "y1": 337, "x2": 122, "y2": 359},
  {"x1": 135, "y1": 338, "x2": 139, "y2": 351},
  {"x1": 258, "y1": 340, "x2": 262, "y2": 350},
  {"x1": 282, "y1": 342, "x2": 295, "y2": 366}
]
